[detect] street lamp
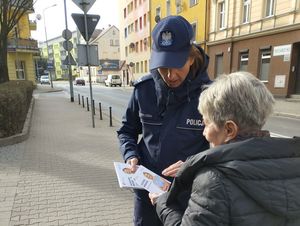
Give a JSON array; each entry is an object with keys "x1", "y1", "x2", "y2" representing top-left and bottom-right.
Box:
[{"x1": 43, "y1": 4, "x2": 57, "y2": 88}]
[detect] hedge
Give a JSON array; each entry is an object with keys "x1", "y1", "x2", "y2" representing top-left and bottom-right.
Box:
[{"x1": 0, "y1": 80, "x2": 34, "y2": 138}]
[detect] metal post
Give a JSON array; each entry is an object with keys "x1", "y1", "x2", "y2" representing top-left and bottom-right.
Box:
[
  {"x1": 99, "y1": 102, "x2": 103, "y2": 120},
  {"x1": 92, "y1": 99, "x2": 95, "y2": 115},
  {"x1": 63, "y1": 0, "x2": 74, "y2": 102},
  {"x1": 109, "y1": 106, "x2": 112, "y2": 127},
  {"x1": 78, "y1": 94, "x2": 80, "y2": 105},
  {"x1": 82, "y1": 96, "x2": 85, "y2": 108},
  {"x1": 86, "y1": 97, "x2": 89, "y2": 111},
  {"x1": 81, "y1": 2, "x2": 95, "y2": 128},
  {"x1": 43, "y1": 4, "x2": 56, "y2": 89}
]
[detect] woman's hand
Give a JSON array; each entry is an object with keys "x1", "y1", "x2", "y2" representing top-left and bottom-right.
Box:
[
  {"x1": 162, "y1": 160, "x2": 184, "y2": 177},
  {"x1": 126, "y1": 157, "x2": 139, "y2": 173},
  {"x1": 149, "y1": 193, "x2": 161, "y2": 205}
]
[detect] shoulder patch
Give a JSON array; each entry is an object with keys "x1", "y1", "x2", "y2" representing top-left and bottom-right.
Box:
[{"x1": 133, "y1": 74, "x2": 153, "y2": 86}]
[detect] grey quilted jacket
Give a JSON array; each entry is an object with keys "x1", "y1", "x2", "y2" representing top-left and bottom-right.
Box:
[{"x1": 156, "y1": 137, "x2": 300, "y2": 226}]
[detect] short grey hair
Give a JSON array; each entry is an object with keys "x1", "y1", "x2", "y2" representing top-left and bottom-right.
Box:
[{"x1": 199, "y1": 71, "x2": 275, "y2": 131}]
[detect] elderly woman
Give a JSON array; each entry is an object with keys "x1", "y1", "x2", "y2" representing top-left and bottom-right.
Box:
[{"x1": 151, "y1": 71, "x2": 300, "y2": 225}]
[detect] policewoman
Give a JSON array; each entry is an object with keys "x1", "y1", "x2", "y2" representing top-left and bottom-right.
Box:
[{"x1": 117, "y1": 15, "x2": 211, "y2": 226}]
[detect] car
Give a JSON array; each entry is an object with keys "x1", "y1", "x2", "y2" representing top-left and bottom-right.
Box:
[
  {"x1": 74, "y1": 78, "x2": 85, "y2": 86},
  {"x1": 40, "y1": 75, "x2": 50, "y2": 85},
  {"x1": 104, "y1": 74, "x2": 122, "y2": 87}
]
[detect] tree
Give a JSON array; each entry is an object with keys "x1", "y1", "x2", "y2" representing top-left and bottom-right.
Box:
[{"x1": 0, "y1": 0, "x2": 34, "y2": 84}]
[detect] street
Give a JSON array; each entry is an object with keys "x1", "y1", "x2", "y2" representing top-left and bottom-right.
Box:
[{"x1": 55, "y1": 82, "x2": 300, "y2": 138}]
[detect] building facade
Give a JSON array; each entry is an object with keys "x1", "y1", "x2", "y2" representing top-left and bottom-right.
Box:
[
  {"x1": 207, "y1": 0, "x2": 300, "y2": 97},
  {"x1": 119, "y1": 0, "x2": 151, "y2": 85},
  {"x1": 150, "y1": 0, "x2": 209, "y2": 50},
  {"x1": 7, "y1": 9, "x2": 39, "y2": 84},
  {"x1": 85, "y1": 25, "x2": 120, "y2": 83},
  {"x1": 39, "y1": 30, "x2": 80, "y2": 80}
]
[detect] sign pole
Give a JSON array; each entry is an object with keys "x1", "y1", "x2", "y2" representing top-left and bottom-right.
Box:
[
  {"x1": 63, "y1": 0, "x2": 74, "y2": 102},
  {"x1": 82, "y1": 3, "x2": 95, "y2": 128}
]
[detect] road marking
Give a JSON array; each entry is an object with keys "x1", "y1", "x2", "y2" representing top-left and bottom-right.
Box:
[{"x1": 270, "y1": 132, "x2": 291, "y2": 138}]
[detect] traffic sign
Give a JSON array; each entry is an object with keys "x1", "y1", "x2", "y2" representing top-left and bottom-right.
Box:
[
  {"x1": 77, "y1": 44, "x2": 99, "y2": 66},
  {"x1": 62, "y1": 29, "x2": 72, "y2": 40},
  {"x1": 63, "y1": 40, "x2": 73, "y2": 51},
  {"x1": 72, "y1": 0, "x2": 96, "y2": 13},
  {"x1": 71, "y1": 13, "x2": 100, "y2": 42},
  {"x1": 62, "y1": 54, "x2": 77, "y2": 66}
]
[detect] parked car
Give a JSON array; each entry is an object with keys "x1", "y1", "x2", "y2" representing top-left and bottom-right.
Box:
[
  {"x1": 40, "y1": 75, "x2": 50, "y2": 85},
  {"x1": 104, "y1": 74, "x2": 122, "y2": 87},
  {"x1": 74, "y1": 78, "x2": 85, "y2": 86}
]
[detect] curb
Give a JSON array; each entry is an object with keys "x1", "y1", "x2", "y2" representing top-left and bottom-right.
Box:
[
  {"x1": 0, "y1": 97, "x2": 35, "y2": 147},
  {"x1": 273, "y1": 112, "x2": 300, "y2": 120}
]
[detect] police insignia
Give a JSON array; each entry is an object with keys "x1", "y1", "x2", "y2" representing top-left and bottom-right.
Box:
[{"x1": 160, "y1": 31, "x2": 173, "y2": 47}]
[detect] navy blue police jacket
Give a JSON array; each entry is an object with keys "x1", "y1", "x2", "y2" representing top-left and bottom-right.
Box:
[{"x1": 117, "y1": 47, "x2": 211, "y2": 177}]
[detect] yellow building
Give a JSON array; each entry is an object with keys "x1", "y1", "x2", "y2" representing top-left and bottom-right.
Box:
[
  {"x1": 150, "y1": 0, "x2": 209, "y2": 50},
  {"x1": 39, "y1": 30, "x2": 80, "y2": 80},
  {"x1": 7, "y1": 9, "x2": 39, "y2": 84}
]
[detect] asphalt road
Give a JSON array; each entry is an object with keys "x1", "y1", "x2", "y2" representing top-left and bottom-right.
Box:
[{"x1": 56, "y1": 82, "x2": 300, "y2": 138}]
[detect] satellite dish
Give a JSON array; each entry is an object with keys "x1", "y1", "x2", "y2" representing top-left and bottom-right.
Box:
[
  {"x1": 129, "y1": 62, "x2": 134, "y2": 67},
  {"x1": 155, "y1": 15, "x2": 160, "y2": 23},
  {"x1": 36, "y1": 14, "x2": 42, "y2": 20}
]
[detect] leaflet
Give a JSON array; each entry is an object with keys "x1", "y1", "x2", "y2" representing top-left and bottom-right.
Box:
[{"x1": 113, "y1": 162, "x2": 171, "y2": 193}]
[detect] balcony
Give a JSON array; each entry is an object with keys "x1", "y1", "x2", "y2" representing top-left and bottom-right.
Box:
[{"x1": 7, "y1": 38, "x2": 39, "y2": 53}]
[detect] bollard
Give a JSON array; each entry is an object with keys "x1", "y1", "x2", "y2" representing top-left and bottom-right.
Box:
[
  {"x1": 86, "y1": 97, "x2": 89, "y2": 111},
  {"x1": 109, "y1": 106, "x2": 112, "y2": 127},
  {"x1": 78, "y1": 94, "x2": 80, "y2": 105},
  {"x1": 82, "y1": 96, "x2": 85, "y2": 108},
  {"x1": 99, "y1": 102, "x2": 103, "y2": 120},
  {"x1": 92, "y1": 99, "x2": 95, "y2": 115}
]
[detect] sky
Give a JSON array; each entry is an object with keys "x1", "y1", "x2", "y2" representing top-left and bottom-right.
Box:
[{"x1": 30, "y1": 0, "x2": 119, "y2": 42}]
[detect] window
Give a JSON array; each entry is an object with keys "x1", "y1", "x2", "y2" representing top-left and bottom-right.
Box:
[
  {"x1": 136, "y1": 62, "x2": 140, "y2": 73},
  {"x1": 110, "y1": 39, "x2": 114, "y2": 46},
  {"x1": 242, "y1": 0, "x2": 250, "y2": 23},
  {"x1": 135, "y1": 20, "x2": 138, "y2": 32},
  {"x1": 176, "y1": 0, "x2": 183, "y2": 14},
  {"x1": 145, "y1": 60, "x2": 148, "y2": 72},
  {"x1": 259, "y1": 49, "x2": 271, "y2": 81},
  {"x1": 140, "y1": 40, "x2": 143, "y2": 52},
  {"x1": 190, "y1": 0, "x2": 198, "y2": 7},
  {"x1": 135, "y1": 42, "x2": 139, "y2": 52},
  {"x1": 139, "y1": 17, "x2": 143, "y2": 30},
  {"x1": 124, "y1": 8, "x2": 127, "y2": 18},
  {"x1": 191, "y1": 23, "x2": 197, "y2": 41},
  {"x1": 166, "y1": 0, "x2": 171, "y2": 16},
  {"x1": 239, "y1": 52, "x2": 249, "y2": 71},
  {"x1": 15, "y1": 60, "x2": 26, "y2": 80},
  {"x1": 124, "y1": 28, "x2": 128, "y2": 38},
  {"x1": 215, "y1": 54, "x2": 223, "y2": 77},
  {"x1": 218, "y1": 1, "x2": 226, "y2": 29},
  {"x1": 265, "y1": 0, "x2": 275, "y2": 17},
  {"x1": 141, "y1": 61, "x2": 144, "y2": 73},
  {"x1": 125, "y1": 47, "x2": 128, "y2": 56},
  {"x1": 144, "y1": 14, "x2": 147, "y2": 26},
  {"x1": 144, "y1": 38, "x2": 148, "y2": 51},
  {"x1": 156, "y1": 7, "x2": 161, "y2": 18}
]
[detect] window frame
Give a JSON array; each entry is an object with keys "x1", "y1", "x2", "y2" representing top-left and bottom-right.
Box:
[
  {"x1": 258, "y1": 48, "x2": 272, "y2": 82},
  {"x1": 218, "y1": 1, "x2": 226, "y2": 29},
  {"x1": 242, "y1": 0, "x2": 251, "y2": 24},
  {"x1": 265, "y1": 0, "x2": 275, "y2": 17}
]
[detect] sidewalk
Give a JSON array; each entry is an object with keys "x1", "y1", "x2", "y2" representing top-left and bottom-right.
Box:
[
  {"x1": 0, "y1": 85, "x2": 134, "y2": 226},
  {"x1": 0, "y1": 84, "x2": 299, "y2": 226}
]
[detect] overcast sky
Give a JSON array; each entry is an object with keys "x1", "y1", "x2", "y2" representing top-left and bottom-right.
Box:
[{"x1": 30, "y1": 0, "x2": 119, "y2": 42}]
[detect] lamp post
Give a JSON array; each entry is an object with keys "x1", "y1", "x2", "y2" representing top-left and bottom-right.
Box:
[{"x1": 43, "y1": 4, "x2": 57, "y2": 88}]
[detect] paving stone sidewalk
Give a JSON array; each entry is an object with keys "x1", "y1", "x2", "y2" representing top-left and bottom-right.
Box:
[{"x1": 0, "y1": 89, "x2": 134, "y2": 226}]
